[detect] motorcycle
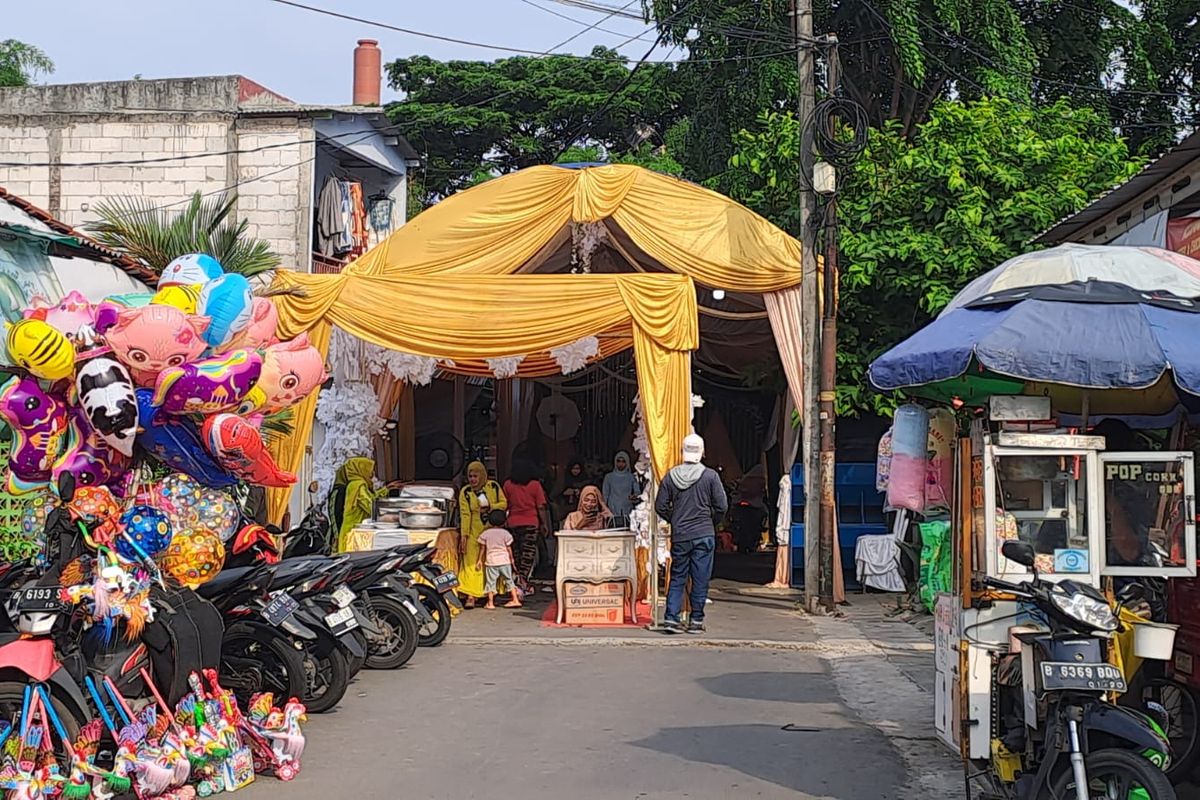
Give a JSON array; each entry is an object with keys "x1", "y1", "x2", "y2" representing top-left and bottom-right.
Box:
[
  {"x1": 340, "y1": 548, "x2": 424, "y2": 669},
  {"x1": 979, "y1": 540, "x2": 1174, "y2": 800},
  {"x1": 396, "y1": 545, "x2": 459, "y2": 647}
]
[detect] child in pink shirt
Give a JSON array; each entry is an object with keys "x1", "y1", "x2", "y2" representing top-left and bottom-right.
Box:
[{"x1": 476, "y1": 509, "x2": 522, "y2": 609}]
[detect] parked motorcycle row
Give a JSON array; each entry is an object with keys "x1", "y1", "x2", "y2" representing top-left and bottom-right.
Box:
[{"x1": 0, "y1": 499, "x2": 459, "y2": 742}]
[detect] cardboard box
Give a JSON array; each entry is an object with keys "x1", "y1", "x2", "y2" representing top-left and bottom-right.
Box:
[{"x1": 562, "y1": 581, "x2": 626, "y2": 625}]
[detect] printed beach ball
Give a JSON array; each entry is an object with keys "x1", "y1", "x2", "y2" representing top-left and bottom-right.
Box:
[
  {"x1": 162, "y1": 528, "x2": 224, "y2": 588},
  {"x1": 117, "y1": 505, "x2": 173, "y2": 560}
]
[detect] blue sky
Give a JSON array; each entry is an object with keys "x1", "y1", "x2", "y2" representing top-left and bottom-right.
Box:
[{"x1": 5, "y1": 0, "x2": 672, "y2": 104}]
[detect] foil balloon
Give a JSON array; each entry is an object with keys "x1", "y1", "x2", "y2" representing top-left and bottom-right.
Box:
[
  {"x1": 151, "y1": 348, "x2": 262, "y2": 415},
  {"x1": 105, "y1": 305, "x2": 210, "y2": 387},
  {"x1": 24, "y1": 291, "x2": 96, "y2": 342},
  {"x1": 75, "y1": 328, "x2": 138, "y2": 457},
  {"x1": 5, "y1": 318, "x2": 76, "y2": 380},
  {"x1": 197, "y1": 273, "x2": 253, "y2": 350},
  {"x1": 151, "y1": 284, "x2": 202, "y2": 314},
  {"x1": 223, "y1": 297, "x2": 279, "y2": 352},
  {"x1": 0, "y1": 374, "x2": 69, "y2": 494},
  {"x1": 162, "y1": 528, "x2": 224, "y2": 588},
  {"x1": 160, "y1": 253, "x2": 223, "y2": 287},
  {"x1": 135, "y1": 389, "x2": 237, "y2": 488},
  {"x1": 240, "y1": 333, "x2": 327, "y2": 414},
  {"x1": 231, "y1": 524, "x2": 280, "y2": 564},
  {"x1": 117, "y1": 504, "x2": 173, "y2": 561},
  {"x1": 52, "y1": 405, "x2": 129, "y2": 490},
  {"x1": 20, "y1": 491, "x2": 58, "y2": 541},
  {"x1": 194, "y1": 486, "x2": 240, "y2": 540},
  {"x1": 69, "y1": 485, "x2": 121, "y2": 523},
  {"x1": 201, "y1": 413, "x2": 296, "y2": 487}
]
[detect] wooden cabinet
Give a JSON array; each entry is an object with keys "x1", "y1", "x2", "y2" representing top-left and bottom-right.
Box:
[{"x1": 555, "y1": 529, "x2": 637, "y2": 624}]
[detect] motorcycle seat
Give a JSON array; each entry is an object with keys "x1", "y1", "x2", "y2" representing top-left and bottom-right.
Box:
[
  {"x1": 196, "y1": 566, "x2": 258, "y2": 598},
  {"x1": 270, "y1": 557, "x2": 337, "y2": 588}
]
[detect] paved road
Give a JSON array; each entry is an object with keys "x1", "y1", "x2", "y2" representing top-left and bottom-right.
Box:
[{"x1": 262, "y1": 642, "x2": 912, "y2": 800}]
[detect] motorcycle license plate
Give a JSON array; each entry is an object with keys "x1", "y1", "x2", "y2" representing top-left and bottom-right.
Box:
[
  {"x1": 16, "y1": 586, "x2": 64, "y2": 613},
  {"x1": 262, "y1": 592, "x2": 299, "y2": 626},
  {"x1": 432, "y1": 571, "x2": 459, "y2": 592},
  {"x1": 332, "y1": 585, "x2": 356, "y2": 608},
  {"x1": 1040, "y1": 661, "x2": 1126, "y2": 692},
  {"x1": 402, "y1": 599, "x2": 421, "y2": 617},
  {"x1": 324, "y1": 606, "x2": 358, "y2": 634}
]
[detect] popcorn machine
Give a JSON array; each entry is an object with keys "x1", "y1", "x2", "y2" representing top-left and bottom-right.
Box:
[{"x1": 934, "y1": 412, "x2": 1196, "y2": 763}]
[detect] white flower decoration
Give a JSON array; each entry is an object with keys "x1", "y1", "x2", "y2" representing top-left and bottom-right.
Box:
[
  {"x1": 487, "y1": 356, "x2": 525, "y2": 379},
  {"x1": 550, "y1": 336, "x2": 600, "y2": 375}
]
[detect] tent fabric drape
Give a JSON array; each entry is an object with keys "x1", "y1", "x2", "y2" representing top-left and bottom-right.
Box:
[
  {"x1": 764, "y1": 286, "x2": 804, "y2": 409},
  {"x1": 267, "y1": 271, "x2": 698, "y2": 520},
  {"x1": 266, "y1": 319, "x2": 330, "y2": 524},
  {"x1": 350, "y1": 164, "x2": 802, "y2": 294}
]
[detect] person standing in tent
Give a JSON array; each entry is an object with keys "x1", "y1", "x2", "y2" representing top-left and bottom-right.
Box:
[
  {"x1": 502, "y1": 459, "x2": 551, "y2": 594},
  {"x1": 655, "y1": 435, "x2": 728, "y2": 634},
  {"x1": 459, "y1": 461, "x2": 509, "y2": 608},
  {"x1": 602, "y1": 451, "x2": 640, "y2": 528},
  {"x1": 331, "y1": 457, "x2": 385, "y2": 553}
]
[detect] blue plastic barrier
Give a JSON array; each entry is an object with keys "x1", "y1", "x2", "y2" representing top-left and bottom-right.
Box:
[{"x1": 788, "y1": 462, "x2": 889, "y2": 587}]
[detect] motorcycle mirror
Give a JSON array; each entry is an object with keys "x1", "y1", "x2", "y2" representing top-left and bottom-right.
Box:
[{"x1": 1001, "y1": 540, "x2": 1037, "y2": 569}]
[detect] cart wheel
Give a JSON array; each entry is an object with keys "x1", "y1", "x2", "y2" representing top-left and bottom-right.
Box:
[
  {"x1": 277, "y1": 762, "x2": 299, "y2": 781},
  {"x1": 1141, "y1": 677, "x2": 1200, "y2": 783}
]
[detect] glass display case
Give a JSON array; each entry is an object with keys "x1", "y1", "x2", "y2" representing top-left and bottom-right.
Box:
[{"x1": 983, "y1": 440, "x2": 1195, "y2": 584}]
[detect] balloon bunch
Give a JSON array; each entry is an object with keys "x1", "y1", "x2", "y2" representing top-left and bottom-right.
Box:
[{"x1": 0, "y1": 253, "x2": 326, "y2": 500}]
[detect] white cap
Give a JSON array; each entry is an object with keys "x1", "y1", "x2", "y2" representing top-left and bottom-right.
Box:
[{"x1": 682, "y1": 433, "x2": 705, "y2": 464}]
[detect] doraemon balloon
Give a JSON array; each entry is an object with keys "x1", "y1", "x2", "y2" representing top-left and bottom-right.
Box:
[
  {"x1": 160, "y1": 253, "x2": 223, "y2": 288},
  {"x1": 197, "y1": 273, "x2": 252, "y2": 350}
]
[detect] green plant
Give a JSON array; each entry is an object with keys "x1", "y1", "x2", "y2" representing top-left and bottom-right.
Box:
[
  {"x1": 88, "y1": 192, "x2": 280, "y2": 277},
  {"x1": 0, "y1": 40, "x2": 53, "y2": 88}
]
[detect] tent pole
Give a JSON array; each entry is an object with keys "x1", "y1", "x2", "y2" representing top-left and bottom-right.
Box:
[{"x1": 648, "y1": 480, "x2": 660, "y2": 627}]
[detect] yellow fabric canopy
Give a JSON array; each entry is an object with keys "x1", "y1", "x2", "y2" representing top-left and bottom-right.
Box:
[
  {"x1": 266, "y1": 270, "x2": 698, "y2": 522},
  {"x1": 351, "y1": 164, "x2": 802, "y2": 293},
  {"x1": 265, "y1": 163, "x2": 803, "y2": 523}
]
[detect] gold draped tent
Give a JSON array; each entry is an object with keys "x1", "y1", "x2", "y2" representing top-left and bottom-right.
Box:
[{"x1": 266, "y1": 164, "x2": 803, "y2": 522}]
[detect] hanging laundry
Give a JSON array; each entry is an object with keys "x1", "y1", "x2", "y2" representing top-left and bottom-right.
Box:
[
  {"x1": 317, "y1": 176, "x2": 348, "y2": 257},
  {"x1": 336, "y1": 180, "x2": 354, "y2": 254}
]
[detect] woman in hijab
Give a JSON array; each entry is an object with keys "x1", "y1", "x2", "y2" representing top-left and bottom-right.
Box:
[
  {"x1": 602, "y1": 451, "x2": 639, "y2": 527},
  {"x1": 565, "y1": 485, "x2": 613, "y2": 531},
  {"x1": 332, "y1": 457, "x2": 385, "y2": 553},
  {"x1": 731, "y1": 464, "x2": 769, "y2": 553},
  {"x1": 459, "y1": 461, "x2": 508, "y2": 608}
]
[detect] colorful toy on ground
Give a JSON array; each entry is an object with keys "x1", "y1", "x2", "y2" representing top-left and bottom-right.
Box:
[
  {"x1": 74, "y1": 328, "x2": 137, "y2": 458},
  {"x1": 105, "y1": 306, "x2": 210, "y2": 388},
  {"x1": 160, "y1": 255, "x2": 223, "y2": 288},
  {"x1": 200, "y1": 415, "x2": 295, "y2": 488},
  {"x1": 0, "y1": 375, "x2": 69, "y2": 495},
  {"x1": 151, "y1": 350, "x2": 262, "y2": 416},
  {"x1": 24, "y1": 291, "x2": 96, "y2": 343},
  {"x1": 239, "y1": 334, "x2": 326, "y2": 414},
  {"x1": 134, "y1": 391, "x2": 236, "y2": 489},
  {"x1": 242, "y1": 694, "x2": 305, "y2": 781},
  {"x1": 6, "y1": 318, "x2": 76, "y2": 381},
  {"x1": 196, "y1": 275, "x2": 252, "y2": 351}
]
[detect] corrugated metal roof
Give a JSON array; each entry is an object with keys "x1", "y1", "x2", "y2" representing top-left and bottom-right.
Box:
[
  {"x1": 1033, "y1": 130, "x2": 1200, "y2": 245},
  {"x1": 0, "y1": 188, "x2": 159, "y2": 285}
]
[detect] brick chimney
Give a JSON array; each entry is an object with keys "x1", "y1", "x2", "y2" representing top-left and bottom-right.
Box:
[{"x1": 353, "y1": 39, "x2": 381, "y2": 105}]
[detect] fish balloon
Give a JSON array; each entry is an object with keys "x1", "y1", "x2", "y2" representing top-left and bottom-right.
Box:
[{"x1": 201, "y1": 413, "x2": 296, "y2": 487}]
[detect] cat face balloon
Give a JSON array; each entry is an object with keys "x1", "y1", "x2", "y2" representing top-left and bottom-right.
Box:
[
  {"x1": 24, "y1": 291, "x2": 96, "y2": 342},
  {"x1": 105, "y1": 305, "x2": 210, "y2": 387}
]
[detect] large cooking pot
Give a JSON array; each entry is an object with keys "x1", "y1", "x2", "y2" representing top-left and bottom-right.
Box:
[{"x1": 397, "y1": 509, "x2": 445, "y2": 529}]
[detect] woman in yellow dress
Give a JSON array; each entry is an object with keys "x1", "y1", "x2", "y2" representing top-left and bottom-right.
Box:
[{"x1": 458, "y1": 461, "x2": 508, "y2": 608}]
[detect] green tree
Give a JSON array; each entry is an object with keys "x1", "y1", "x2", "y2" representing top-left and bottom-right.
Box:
[
  {"x1": 0, "y1": 39, "x2": 53, "y2": 87},
  {"x1": 89, "y1": 192, "x2": 280, "y2": 278},
  {"x1": 727, "y1": 97, "x2": 1141, "y2": 414},
  {"x1": 386, "y1": 47, "x2": 680, "y2": 205}
]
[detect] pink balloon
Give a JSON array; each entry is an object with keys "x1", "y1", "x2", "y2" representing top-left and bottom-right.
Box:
[
  {"x1": 24, "y1": 291, "x2": 96, "y2": 342},
  {"x1": 241, "y1": 333, "x2": 327, "y2": 414},
  {"x1": 105, "y1": 305, "x2": 210, "y2": 387},
  {"x1": 222, "y1": 297, "x2": 279, "y2": 353}
]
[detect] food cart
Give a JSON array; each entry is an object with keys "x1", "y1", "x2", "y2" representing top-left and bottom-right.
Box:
[
  {"x1": 345, "y1": 483, "x2": 459, "y2": 555},
  {"x1": 933, "y1": 400, "x2": 1196, "y2": 771}
]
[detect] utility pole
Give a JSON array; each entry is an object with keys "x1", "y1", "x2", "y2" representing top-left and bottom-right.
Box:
[
  {"x1": 791, "y1": 0, "x2": 822, "y2": 612},
  {"x1": 818, "y1": 38, "x2": 840, "y2": 611}
]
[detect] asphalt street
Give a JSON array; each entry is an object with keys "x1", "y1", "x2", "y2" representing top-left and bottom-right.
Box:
[{"x1": 253, "y1": 641, "x2": 916, "y2": 800}]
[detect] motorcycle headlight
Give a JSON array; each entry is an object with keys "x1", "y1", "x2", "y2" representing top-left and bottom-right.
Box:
[{"x1": 1050, "y1": 590, "x2": 1118, "y2": 632}]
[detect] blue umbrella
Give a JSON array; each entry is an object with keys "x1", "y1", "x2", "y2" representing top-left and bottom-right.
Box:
[{"x1": 869, "y1": 281, "x2": 1200, "y2": 400}]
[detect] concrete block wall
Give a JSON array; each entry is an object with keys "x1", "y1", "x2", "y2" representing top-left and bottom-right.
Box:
[
  {"x1": 233, "y1": 117, "x2": 314, "y2": 268},
  {"x1": 0, "y1": 122, "x2": 53, "y2": 208}
]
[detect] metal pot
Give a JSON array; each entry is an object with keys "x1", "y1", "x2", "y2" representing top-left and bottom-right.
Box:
[{"x1": 397, "y1": 509, "x2": 445, "y2": 529}]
